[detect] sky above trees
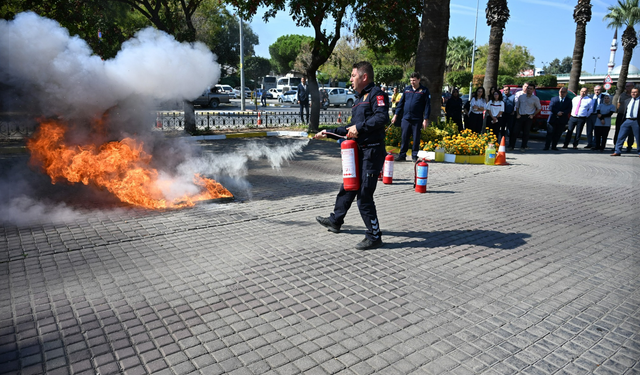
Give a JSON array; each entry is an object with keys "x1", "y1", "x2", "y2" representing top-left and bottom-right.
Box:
[{"x1": 240, "y1": 0, "x2": 640, "y2": 73}]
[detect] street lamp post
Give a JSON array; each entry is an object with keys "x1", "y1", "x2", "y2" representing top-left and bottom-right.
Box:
[
  {"x1": 592, "y1": 56, "x2": 599, "y2": 75},
  {"x1": 239, "y1": 16, "x2": 245, "y2": 111},
  {"x1": 469, "y1": 0, "x2": 480, "y2": 96}
]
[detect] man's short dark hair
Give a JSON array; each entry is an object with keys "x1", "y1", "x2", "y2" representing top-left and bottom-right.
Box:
[
  {"x1": 410, "y1": 72, "x2": 421, "y2": 80},
  {"x1": 353, "y1": 61, "x2": 374, "y2": 81},
  {"x1": 526, "y1": 82, "x2": 535, "y2": 88}
]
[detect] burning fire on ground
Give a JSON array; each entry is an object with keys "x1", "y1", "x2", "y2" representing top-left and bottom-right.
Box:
[{"x1": 27, "y1": 118, "x2": 233, "y2": 209}]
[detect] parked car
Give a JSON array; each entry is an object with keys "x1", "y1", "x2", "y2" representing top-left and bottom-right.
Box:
[
  {"x1": 234, "y1": 87, "x2": 252, "y2": 99},
  {"x1": 278, "y1": 90, "x2": 298, "y2": 104},
  {"x1": 214, "y1": 84, "x2": 236, "y2": 99},
  {"x1": 268, "y1": 88, "x2": 283, "y2": 97},
  {"x1": 323, "y1": 87, "x2": 355, "y2": 107},
  {"x1": 191, "y1": 87, "x2": 231, "y2": 108}
]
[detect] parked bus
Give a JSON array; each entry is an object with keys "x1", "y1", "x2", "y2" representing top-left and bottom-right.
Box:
[
  {"x1": 261, "y1": 76, "x2": 277, "y2": 91},
  {"x1": 277, "y1": 76, "x2": 301, "y2": 92}
]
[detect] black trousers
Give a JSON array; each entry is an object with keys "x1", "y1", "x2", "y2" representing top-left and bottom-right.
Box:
[
  {"x1": 564, "y1": 116, "x2": 588, "y2": 147},
  {"x1": 399, "y1": 119, "x2": 423, "y2": 159},
  {"x1": 486, "y1": 117, "x2": 503, "y2": 138},
  {"x1": 446, "y1": 115, "x2": 463, "y2": 132},
  {"x1": 594, "y1": 126, "x2": 611, "y2": 150},
  {"x1": 510, "y1": 115, "x2": 533, "y2": 148},
  {"x1": 330, "y1": 145, "x2": 385, "y2": 241},
  {"x1": 545, "y1": 121, "x2": 566, "y2": 149},
  {"x1": 468, "y1": 112, "x2": 483, "y2": 133},
  {"x1": 299, "y1": 101, "x2": 309, "y2": 123}
]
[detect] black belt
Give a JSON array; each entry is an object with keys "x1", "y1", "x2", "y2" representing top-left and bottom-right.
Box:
[
  {"x1": 572, "y1": 116, "x2": 587, "y2": 119},
  {"x1": 628, "y1": 118, "x2": 637, "y2": 121}
]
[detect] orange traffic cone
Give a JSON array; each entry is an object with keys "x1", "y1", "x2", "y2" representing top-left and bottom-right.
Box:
[
  {"x1": 337, "y1": 112, "x2": 342, "y2": 124},
  {"x1": 257, "y1": 111, "x2": 262, "y2": 126},
  {"x1": 495, "y1": 136, "x2": 509, "y2": 165}
]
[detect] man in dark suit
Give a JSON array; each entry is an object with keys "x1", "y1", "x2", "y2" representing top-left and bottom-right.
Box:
[
  {"x1": 544, "y1": 87, "x2": 572, "y2": 150},
  {"x1": 585, "y1": 85, "x2": 603, "y2": 148},
  {"x1": 611, "y1": 87, "x2": 640, "y2": 157},
  {"x1": 297, "y1": 77, "x2": 310, "y2": 123}
]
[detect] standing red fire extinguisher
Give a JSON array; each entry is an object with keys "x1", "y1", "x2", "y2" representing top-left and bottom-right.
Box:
[
  {"x1": 414, "y1": 159, "x2": 428, "y2": 193},
  {"x1": 383, "y1": 153, "x2": 394, "y2": 184},
  {"x1": 341, "y1": 139, "x2": 360, "y2": 191}
]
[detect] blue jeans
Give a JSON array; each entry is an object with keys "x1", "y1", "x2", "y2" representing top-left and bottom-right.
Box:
[{"x1": 614, "y1": 119, "x2": 640, "y2": 154}]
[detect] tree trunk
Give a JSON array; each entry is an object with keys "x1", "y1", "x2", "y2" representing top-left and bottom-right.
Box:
[
  {"x1": 415, "y1": 0, "x2": 450, "y2": 123},
  {"x1": 568, "y1": 22, "x2": 587, "y2": 94},
  {"x1": 483, "y1": 25, "x2": 504, "y2": 90},
  {"x1": 307, "y1": 68, "x2": 320, "y2": 133},
  {"x1": 613, "y1": 48, "x2": 633, "y2": 106}
]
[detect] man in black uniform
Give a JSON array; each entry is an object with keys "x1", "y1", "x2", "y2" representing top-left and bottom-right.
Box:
[
  {"x1": 314, "y1": 61, "x2": 389, "y2": 250},
  {"x1": 392, "y1": 72, "x2": 431, "y2": 162}
]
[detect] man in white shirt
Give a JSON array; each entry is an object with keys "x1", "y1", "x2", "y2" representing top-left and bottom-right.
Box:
[
  {"x1": 611, "y1": 87, "x2": 640, "y2": 157},
  {"x1": 585, "y1": 85, "x2": 603, "y2": 148},
  {"x1": 563, "y1": 87, "x2": 593, "y2": 149},
  {"x1": 510, "y1": 83, "x2": 541, "y2": 151}
]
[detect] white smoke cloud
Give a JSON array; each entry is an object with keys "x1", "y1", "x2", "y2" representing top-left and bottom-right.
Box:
[
  {"x1": 0, "y1": 11, "x2": 219, "y2": 117},
  {"x1": 0, "y1": 12, "x2": 310, "y2": 225},
  {"x1": 158, "y1": 140, "x2": 310, "y2": 200}
]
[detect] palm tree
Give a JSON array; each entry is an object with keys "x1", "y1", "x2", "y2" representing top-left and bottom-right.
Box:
[
  {"x1": 416, "y1": 0, "x2": 450, "y2": 123},
  {"x1": 604, "y1": 0, "x2": 640, "y2": 105},
  {"x1": 483, "y1": 0, "x2": 510, "y2": 90},
  {"x1": 568, "y1": 0, "x2": 592, "y2": 94},
  {"x1": 446, "y1": 36, "x2": 474, "y2": 72}
]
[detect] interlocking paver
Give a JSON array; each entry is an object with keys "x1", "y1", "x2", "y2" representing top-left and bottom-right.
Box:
[{"x1": 1, "y1": 137, "x2": 639, "y2": 374}]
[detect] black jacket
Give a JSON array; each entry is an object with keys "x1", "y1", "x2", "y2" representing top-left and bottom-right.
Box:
[{"x1": 327, "y1": 83, "x2": 389, "y2": 146}]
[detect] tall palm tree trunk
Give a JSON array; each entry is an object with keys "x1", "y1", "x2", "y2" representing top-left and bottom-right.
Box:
[
  {"x1": 415, "y1": 0, "x2": 450, "y2": 123},
  {"x1": 613, "y1": 26, "x2": 637, "y2": 105},
  {"x1": 568, "y1": 0, "x2": 592, "y2": 94},
  {"x1": 483, "y1": 0, "x2": 509, "y2": 90},
  {"x1": 483, "y1": 27, "x2": 503, "y2": 90}
]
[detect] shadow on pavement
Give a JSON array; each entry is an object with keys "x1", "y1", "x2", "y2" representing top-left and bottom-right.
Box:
[{"x1": 332, "y1": 228, "x2": 531, "y2": 251}]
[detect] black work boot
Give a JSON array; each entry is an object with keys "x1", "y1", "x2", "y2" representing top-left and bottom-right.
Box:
[
  {"x1": 355, "y1": 237, "x2": 383, "y2": 250},
  {"x1": 316, "y1": 216, "x2": 340, "y2": 233}
]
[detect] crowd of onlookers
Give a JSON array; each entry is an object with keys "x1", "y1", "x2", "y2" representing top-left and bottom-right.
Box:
[{"x1": 436, "y1": 82, "x2": 638, "y2": 155}]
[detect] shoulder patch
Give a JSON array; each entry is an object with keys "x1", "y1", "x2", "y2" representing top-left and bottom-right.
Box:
[{"x1": 377, "y1": 95, "x2": 385, "y2": 107}]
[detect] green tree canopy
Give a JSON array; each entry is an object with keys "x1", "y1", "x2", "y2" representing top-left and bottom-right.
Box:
[
  {"x1": 374, "y1": 65, "x2": 404, "y2": 86},
  {"x1": 546, "y1": 57, "x2": 572, "y2": 74},
  {"x1": 194, "y1": 4, "x2": 259, "y2": 71},
  {"x1": 446, "y1": 36, "x2": 474, "y2": 72},
  {"x1": 445, "y1": 70, "x2": 473, "y2": 91},
  {"x1": 474, "y1": 42, "x2": 534, "y2": 76},
  {"x1": 353, "y1": 0, "x2": 422, "y2": 63},
  {"x1": 268, "y1": 34, "x2": 314, "y2": 75},
  {"x1": 320, "y1": 36, "x2": 366, "y2": 82},
  {"x1": 244, "y1": 56, "x2": 271, "y2": 87}
]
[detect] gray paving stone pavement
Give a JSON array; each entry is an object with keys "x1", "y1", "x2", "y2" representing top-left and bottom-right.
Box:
[{"x1": 1, "y1": 136, "x2": 639, "y2": 374}]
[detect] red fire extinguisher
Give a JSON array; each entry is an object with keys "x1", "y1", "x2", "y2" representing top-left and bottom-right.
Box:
[
  {"x1": 383, "y1": 153, "x2": 394, "y2": 184},
  {"x1": 341, "y1": 139, "x2": 360, "y2": 191},
  {"x1": 414, "y1": 159, "x2": 428, "y2": 193}
]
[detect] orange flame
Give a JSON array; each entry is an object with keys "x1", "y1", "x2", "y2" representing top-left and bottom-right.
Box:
[{"x1": 27, "y1": 118, "x2": 232, "y2": 209}]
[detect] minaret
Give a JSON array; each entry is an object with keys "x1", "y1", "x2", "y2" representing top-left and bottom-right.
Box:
[{"x1": 608, "y1": 29, "x2": 617, "y2": 74}]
